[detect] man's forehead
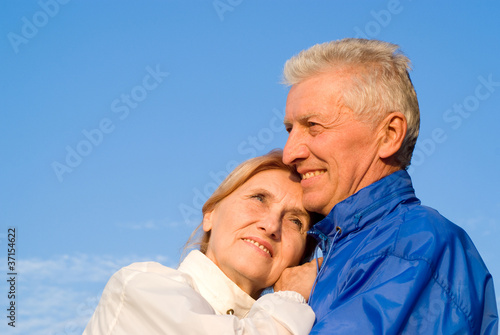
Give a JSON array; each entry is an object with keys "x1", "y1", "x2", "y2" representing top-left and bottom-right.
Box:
[{"x1": 284, "y1": 84, "x2": 349, "y2": 126}]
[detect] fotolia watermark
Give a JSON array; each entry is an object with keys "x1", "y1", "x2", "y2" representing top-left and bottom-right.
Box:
[
  {"x1": 51, "y1": 64, "x2": 169, "y2": 183},
  {"x1": 7, "y1": 0, "x2": 71, "y2": 54},
  {"x1": 408, "y1": 74, "x2": 499, "y2": 174},
  {"x1": 178, "y1": 107, "x2": 286, "y2": 225},
  {"x1": 213, "y1": 0, "x2": 243, "y2": 21}
]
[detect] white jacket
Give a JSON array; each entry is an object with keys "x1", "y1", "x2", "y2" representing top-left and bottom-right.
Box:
[{"x1": 83, "y1": 250, "x2": 315, "y2": 334}]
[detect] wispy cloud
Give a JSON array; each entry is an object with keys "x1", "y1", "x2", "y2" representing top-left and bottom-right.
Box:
[
  {"x1": 2, "y1": 253, "x2": 175, "y2": 335},
  {"x1": 115, "y1": 218, "x2": 181, "y2": 230},
  {"x1": 14, "y1": 286, "x2": 97, "y2": 335},
  {"x1": 19, "y1": 253, "x2": 172, "y2": 283}
]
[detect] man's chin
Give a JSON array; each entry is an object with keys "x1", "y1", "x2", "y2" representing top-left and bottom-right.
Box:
[{"x1": 303, "y1": 194, "x2": 331, "y2": 216}]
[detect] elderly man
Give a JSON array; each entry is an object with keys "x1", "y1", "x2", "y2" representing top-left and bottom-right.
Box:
[{"x1": 277, "y1": 39, "x2": 498, "y2": 334}]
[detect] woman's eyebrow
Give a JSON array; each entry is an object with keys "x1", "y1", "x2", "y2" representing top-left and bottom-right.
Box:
[
  {"x1": 247, "y1": 189, "x2": 307, "y2": 217},
  {"x1": 287, "y1": 208, "x2": 308, "y2": 218},
  {"x1": 248, "y1": 188, "x2": 274, "y2": 199}
]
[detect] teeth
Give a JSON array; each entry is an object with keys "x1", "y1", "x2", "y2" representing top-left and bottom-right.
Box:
[
  {"x1": 243, "y1": 239, "x2": 271, "y2": 256},
  {"x1": 301, "y1": 170, "x2": 326, "y2": 180}
]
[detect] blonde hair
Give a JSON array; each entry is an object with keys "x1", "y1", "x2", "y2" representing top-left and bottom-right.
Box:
[
  {"x1": 283, "y1": 38, "x2": 420, "y2": 168},
  {"x1": 184, "y1": 149, "x2": 319, "y2": 260}
]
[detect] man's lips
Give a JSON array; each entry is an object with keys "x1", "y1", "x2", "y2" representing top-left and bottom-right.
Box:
[
  {"x1": 242, "y1": 237, "x2": 273, "y2": 257},
  {"x1": 299, "y1": 169, "x2": 326, "y2": 180}
]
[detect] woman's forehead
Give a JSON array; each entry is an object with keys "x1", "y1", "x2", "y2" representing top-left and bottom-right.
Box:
[{"x1": 242, "y1": 169, "x2": 300, "y2": 191}]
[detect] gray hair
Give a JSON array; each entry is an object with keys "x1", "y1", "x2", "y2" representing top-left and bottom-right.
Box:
[{"x1": 283, "y1": 38, "x2": 420, "y2": 169}]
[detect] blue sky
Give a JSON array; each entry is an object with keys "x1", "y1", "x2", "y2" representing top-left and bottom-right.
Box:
[{"x1": 1, "y1": 1, "x2": 499, "y2": 334}]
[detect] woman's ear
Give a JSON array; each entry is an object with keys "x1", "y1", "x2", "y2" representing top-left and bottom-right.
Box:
[
  {"x1": 378, "y1": 112, "x2": 407, "y2": 159},
  {"x1": 202, "y1": 210, "x2": 214, "y2": 232}
]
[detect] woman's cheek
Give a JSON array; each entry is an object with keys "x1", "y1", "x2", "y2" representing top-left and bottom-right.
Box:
[{"x1": 284, "y1": 239, "x2": 304, "y2": 266}]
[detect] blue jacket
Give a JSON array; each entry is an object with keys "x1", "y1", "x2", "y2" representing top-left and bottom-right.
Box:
[{"x1": 308, "y1": 170, "x2": 498, "y2": 334}]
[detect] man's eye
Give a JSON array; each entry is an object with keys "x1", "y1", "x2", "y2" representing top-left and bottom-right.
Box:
[
  {"x1": 308, "y1": 122, "x2": 322, "y2": 135},
  {"x1": 285, "y1": 126, "x2": 292, "y2": 133}
]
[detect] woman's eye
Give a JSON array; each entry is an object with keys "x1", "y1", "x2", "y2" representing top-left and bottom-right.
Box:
[
  {"x1": 251, "y1": 194, "x2": 265, "y2": 202},
  {"x1": 291, "y1": 218, "x2": 303, "y2": 229}
]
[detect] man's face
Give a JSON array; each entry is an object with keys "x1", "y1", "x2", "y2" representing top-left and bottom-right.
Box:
[{"x1": 283, "y1": 70, "x2": 384, "y2": 215}]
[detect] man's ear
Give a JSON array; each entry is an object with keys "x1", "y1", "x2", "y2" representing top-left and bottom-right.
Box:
[
  {"x1": 202, "y1": 210, "x2": 214, "y2": 232},
  {"x1": 378, "y1": 112, "x2": 407, "y2": 159}
]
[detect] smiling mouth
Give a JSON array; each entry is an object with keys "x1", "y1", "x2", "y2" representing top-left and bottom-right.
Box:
[
  {"x1": 301, "y1": 170, "x2": 326, "y2": 180},
  {"x1": 242, "y1": 238, "x2": 271, "y2": 257}
]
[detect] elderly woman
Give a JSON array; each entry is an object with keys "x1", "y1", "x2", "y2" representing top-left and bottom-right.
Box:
[{"x1": 83, "y1": 150, "x2": 319, "y2": 334}]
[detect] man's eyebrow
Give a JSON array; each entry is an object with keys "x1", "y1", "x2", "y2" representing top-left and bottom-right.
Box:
[{"x1": 284, "y1": 113, "x2": 321, "y2": 126}]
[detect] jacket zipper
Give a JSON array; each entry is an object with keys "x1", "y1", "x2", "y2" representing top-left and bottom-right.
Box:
[
  {"x1": 308, "y1": 226, "x2": 341, "y2": 305},
  {"x1": 307, "y1": 187, "x2": 414, "y2": 305}
]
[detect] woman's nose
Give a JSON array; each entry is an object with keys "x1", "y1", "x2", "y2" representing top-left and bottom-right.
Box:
[{"x1": 256, "y1": 216, "x2": 282, "y2": 240}]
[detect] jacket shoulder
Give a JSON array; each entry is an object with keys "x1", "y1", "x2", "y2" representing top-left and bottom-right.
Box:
[
  {"x1": 109, "y1": 261, "x2": 194, "y2": 290},
  {"x1": 393, "y1": 204, "x2": 466, "y2": 262}
]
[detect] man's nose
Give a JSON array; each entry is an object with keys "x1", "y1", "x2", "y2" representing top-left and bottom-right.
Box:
[{"x1": 283, "y1": 128, "x2": 309, "y2": 166}]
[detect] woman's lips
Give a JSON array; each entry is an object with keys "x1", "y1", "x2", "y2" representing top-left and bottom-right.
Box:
[{"x1": 242, "y1": 237, "x2": 273, "y2": 257}]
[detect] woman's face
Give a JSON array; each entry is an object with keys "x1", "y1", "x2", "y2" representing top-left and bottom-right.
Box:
[{"x1": 203, "y1": 169, "x2": 310, "y2": 298}]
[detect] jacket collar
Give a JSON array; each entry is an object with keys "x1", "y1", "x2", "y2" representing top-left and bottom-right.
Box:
[
  {"x1": 178, "y1": 250, "x2": 255, "y2": 318},
  {"x1": 310, "y1": 170, "x2": 418, "y2": 250}
]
